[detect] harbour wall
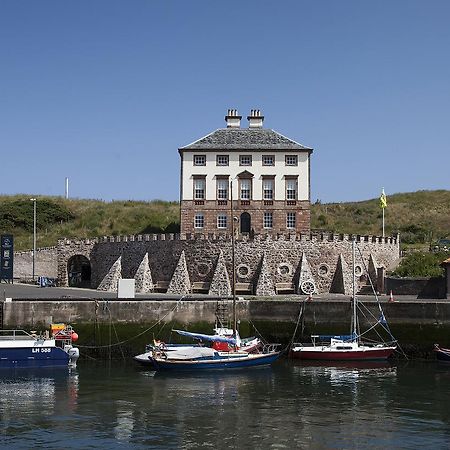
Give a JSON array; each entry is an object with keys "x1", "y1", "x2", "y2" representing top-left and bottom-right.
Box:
[{"x1": 2, "y1": 298, "x2": 450, "y2": 356}]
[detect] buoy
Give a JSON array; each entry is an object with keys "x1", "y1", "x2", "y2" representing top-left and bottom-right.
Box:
[
  {"x1": 389, "y1": 291, "x2": 395, "y2": 303},
  {"x1": 71, "y1": 332, "x2": 79, "y2": 342}
]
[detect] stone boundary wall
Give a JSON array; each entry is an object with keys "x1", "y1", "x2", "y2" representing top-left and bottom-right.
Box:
[
  {"x1": 386, "y1": 276, "x2": 446, "y2": 299},
  {"x1": 62, "y1": 232, "x2": 399, "y2": 245},
  {"x1": 13, "y1": 247, "x2": 58, "y2": 279},
  {"x1": 3, "y1": 298, "x2": 450, "y2": 328},
  {"x1": 57, "y1": 232, "x2": 400, "y2": 294}
]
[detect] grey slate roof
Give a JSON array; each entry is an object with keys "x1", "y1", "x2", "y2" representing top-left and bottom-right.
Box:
[{"x1": 179, "y1": 128, "x2": 313, "y2": 152}]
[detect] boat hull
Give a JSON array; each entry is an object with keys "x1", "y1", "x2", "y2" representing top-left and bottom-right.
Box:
[
  {"x1": 0, "y1": 346, "x2": 72, "y2": 369},
  {"x1": 134, "y1": 351, "x2": 280, "y2": 371},
  {"x1": 434, "y1": 346, "x2": 450, "y2": 363},
  {"x1": 290, "y1": 346, "x2": 396, "y2": 361}
]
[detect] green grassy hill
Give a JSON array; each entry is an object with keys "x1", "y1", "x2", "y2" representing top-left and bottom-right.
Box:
[
  {"x1": 311, "y1": 190, "x2": 450, "y2": 246},
  {"x1": 0, "y1": 190, "x2": 449, "y2": 251}
]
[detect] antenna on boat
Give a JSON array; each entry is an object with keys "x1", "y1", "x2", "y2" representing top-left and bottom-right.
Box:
[
  {"x1": 352, "y1": 238, "x2": 357, "y2": 342},
  {"x1": 230, "y1": 179, "x2": 237, "y2": 344}
]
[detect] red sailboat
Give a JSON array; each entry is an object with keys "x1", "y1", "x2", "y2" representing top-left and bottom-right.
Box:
[{"x1": 290, "y1": 240, "x2": 397, "y2": 361}]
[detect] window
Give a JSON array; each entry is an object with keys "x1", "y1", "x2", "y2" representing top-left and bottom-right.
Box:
[
  {"x1": 217, "y1": 214, "x2": 227, "y2": 229},
  {"x1": 286, "y1": 178, "x2": 297, "y2": 200},
  {"x1": 194, "y1": 213, "x2": 204, "y2": 229},
  {"x1": 285, "y1": 155, "x2": 298, "y2": 166},
  {"x1": 286, "y1": 212, "x2": 296, "y2": 229},
  {"x1": 262, "y1": 155, "x2": 275, "y2": 166},
  {"x1": 216, "y1": 178, "x2": 228, "y2": 200},
  {"x1": 194, "y1": 155, "x2": 206, "y2": 166},
  {"x1": 239, "y1": 155, "x2": 252, "y2": 166},
  {"x1": 263, "y1": 178, "x2": 274, "y2": 200},
  {"x1": 263, "y1": 212, "x2": 273, "y2": 229},
  {"x1": 240, "y1": 179, "x2": 251, "y2": 200},
  {"x1": 194, "y1": 178, "x2": 205, "y2": 199},
  {"x1": 216, "y1": 155, "x2": 229, "y2": 166}
]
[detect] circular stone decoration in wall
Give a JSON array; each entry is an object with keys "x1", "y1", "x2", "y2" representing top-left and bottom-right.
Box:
[
  {"x1": 300, "y1": 280, "x2": 316, "y2": 295},
  {"x1": 237, "y1": 264, "x2": 250, "y2": 278},
  {"x1": 318, "y1": 264, "x2": 329, "y2": 277},
  {"x1": 355, "y1": 265, "x2": 363, "y2": 277},
  {"x1": 196, "y1": 262, "x2": 211, "y2": 277},
  {"x1": 277, "y1": 262, "x2": 293, "y2": 277}
]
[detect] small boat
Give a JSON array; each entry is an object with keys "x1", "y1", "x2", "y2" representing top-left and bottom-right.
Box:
[
  {"x1": 134, "y1": 180, "x2": 281, "y2": 371},
  {"x1": 134, "y1": 330, "x2": 280, "y2": 371},
  {"x1": 0, "y1": 324, "x2": 80, "y2": 369},
  {"x1": 434, "y1": 344, "x2": 450, "y2": 363},
  {"x1": 290, "y1": 240, "x2": 397, "y2": 361}
]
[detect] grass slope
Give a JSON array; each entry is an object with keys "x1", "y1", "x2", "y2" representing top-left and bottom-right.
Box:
[{"x1": 0, "y1": 190, "x2": 448, "y2": 251}]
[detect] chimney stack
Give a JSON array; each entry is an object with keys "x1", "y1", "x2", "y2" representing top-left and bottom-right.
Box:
[
  {"x1": 225, "y1": 109, "x2": 242, "y2": 128},
  {"x1": 247, "y1": 109, "x2": 264, "y2": 128}
]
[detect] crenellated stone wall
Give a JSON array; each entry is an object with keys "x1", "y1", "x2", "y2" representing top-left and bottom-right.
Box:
[{"x1": 55, "y1": 232, "x2": 400, "y2": 295}]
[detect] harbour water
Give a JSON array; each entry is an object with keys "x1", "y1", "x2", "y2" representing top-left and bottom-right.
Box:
[{"x1": 1, "y1": 360, "x2": 449, "y2": 449}]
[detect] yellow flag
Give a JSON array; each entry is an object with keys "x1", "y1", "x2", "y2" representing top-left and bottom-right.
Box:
[{"x1": 380, "y1": 189, "x2": 387, "y2": 209}]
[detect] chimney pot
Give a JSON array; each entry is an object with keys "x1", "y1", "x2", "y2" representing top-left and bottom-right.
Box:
[
  {"x1": 225, "y1": 108, "x2": 242, "y2": 128},
  {"x1": 247, "y1": 108, "x2": 264, "y2": 128}
]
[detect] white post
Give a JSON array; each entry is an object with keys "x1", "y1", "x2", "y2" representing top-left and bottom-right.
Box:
[
  {"x1": 30, "y1": 198, "x2": 37, "y2": 281},
  {"x1": 65, "y1": 177, "x2": 69, "y2": 199},
  {"x1": 382, "y1": 207, "x2": 385, "y2": 238}
]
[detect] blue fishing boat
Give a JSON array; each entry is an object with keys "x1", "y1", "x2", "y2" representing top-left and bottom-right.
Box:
[
  {"x1": 0, "y1": 325, "x2": 79, "y2": 369},
  {"x1": 134, "y1": 330, "x2": 280, "y2": 370}
]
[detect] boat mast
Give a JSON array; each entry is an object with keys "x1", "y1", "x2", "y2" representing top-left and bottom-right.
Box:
[
  {"x1": 230, "y1": 180, "x2": 237, "y2": 340},
  {"x1": 352, "y1": 238, "x2": 357, "y2": 342}
]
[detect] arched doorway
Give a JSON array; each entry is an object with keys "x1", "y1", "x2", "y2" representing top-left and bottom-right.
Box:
[
  {"x1": 240, "y1": 212, "x2": 251, "y2": 233},
  {"x1": 67, "y1": 255, "x2": 91, "y2": 288}
]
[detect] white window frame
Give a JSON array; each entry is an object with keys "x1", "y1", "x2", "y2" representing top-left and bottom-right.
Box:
[
  {"x1": 263, "y1": 178, "x2": 274, "y2": 200},
  {"x1": 217, "y1": 214, "x2": 227, "y2": 229},
  {"x1": 194, "y1": 155, "x2": 206, "y2": 166},
  {"x1": 262, "y1": 155, "x2": 275, "y2": 166},
  {"x1": 285, "y1": 155, "x2": 298, "y2": 166},
  {"x1": 239, "y1": 155, "x2": 252, "y2": 166},
  {"x1": 194, "y1": 213, "x2": 204, "y2": 229},
  {"x1": 286, "y1": 212, "x2": 296, "y2": 229},
  {"x1": 240, "y1": 179, "x2": 251, "y2": 200},
  {"x1": 263, "y1": 212, "x2": 273, "y2": 229},
  {"x1": 216, "y1": 178, "x2": 228, "y2": 200},
  {"x1": 286, "y1": 178, "x2": 297, "y2": 200},
  {"x1": 194, "y1": 178, "x2": 205, "y2": 200},
  {"x1": 216, "y1": 155, "x2": 229, "y2": 166}
]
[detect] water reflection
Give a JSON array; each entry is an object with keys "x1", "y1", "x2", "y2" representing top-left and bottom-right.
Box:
[{"x1": 0, "y1": 361, "x2": 449, "y2": 449}]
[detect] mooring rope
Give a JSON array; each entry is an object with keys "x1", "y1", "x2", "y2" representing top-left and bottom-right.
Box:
[{"x1": 76, "y1": 296, "x2": 186, "y2": 349}]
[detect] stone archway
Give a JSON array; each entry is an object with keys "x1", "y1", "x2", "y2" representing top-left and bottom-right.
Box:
[{"x1": 67, "y1": 255, "x2": 92, "y2": 288}]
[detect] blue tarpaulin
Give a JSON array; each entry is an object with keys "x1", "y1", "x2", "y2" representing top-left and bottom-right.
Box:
[{"x1": 174, "y1": 330, "x2": 236, "y2": 345}]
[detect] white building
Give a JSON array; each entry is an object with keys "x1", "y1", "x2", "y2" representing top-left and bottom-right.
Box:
[{"x1": 179, "y1": 109, "x2": 313, "y2": 235}]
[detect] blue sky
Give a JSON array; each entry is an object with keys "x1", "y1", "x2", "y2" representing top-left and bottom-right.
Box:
[{"x1": 1, "y1": 1, "x2": 449, "y2": 203}]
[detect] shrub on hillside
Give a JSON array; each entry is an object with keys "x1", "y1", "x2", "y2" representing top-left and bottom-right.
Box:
[
  {"x1": 0, "y1": 199, "x2": 74, "y2": 232},
  {"x1": 392, "y1": 251, "x2": 449, "y2": 278}
]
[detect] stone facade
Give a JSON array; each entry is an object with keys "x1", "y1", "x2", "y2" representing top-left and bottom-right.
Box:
[
  {"x1": 181, "y1": 200, "x2": 311, "y2": 236},
  {"x1": 55, "y1": 232, "x2": 400, "y2": 295}
]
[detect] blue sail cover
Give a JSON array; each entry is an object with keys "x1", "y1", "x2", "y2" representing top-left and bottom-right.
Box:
[
  {"x1": 315, "y1": 333, "x2": 357, "y2": 342},
  {"x1": 174, "y1": 330, "x2": 236, "y2": 345}
]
